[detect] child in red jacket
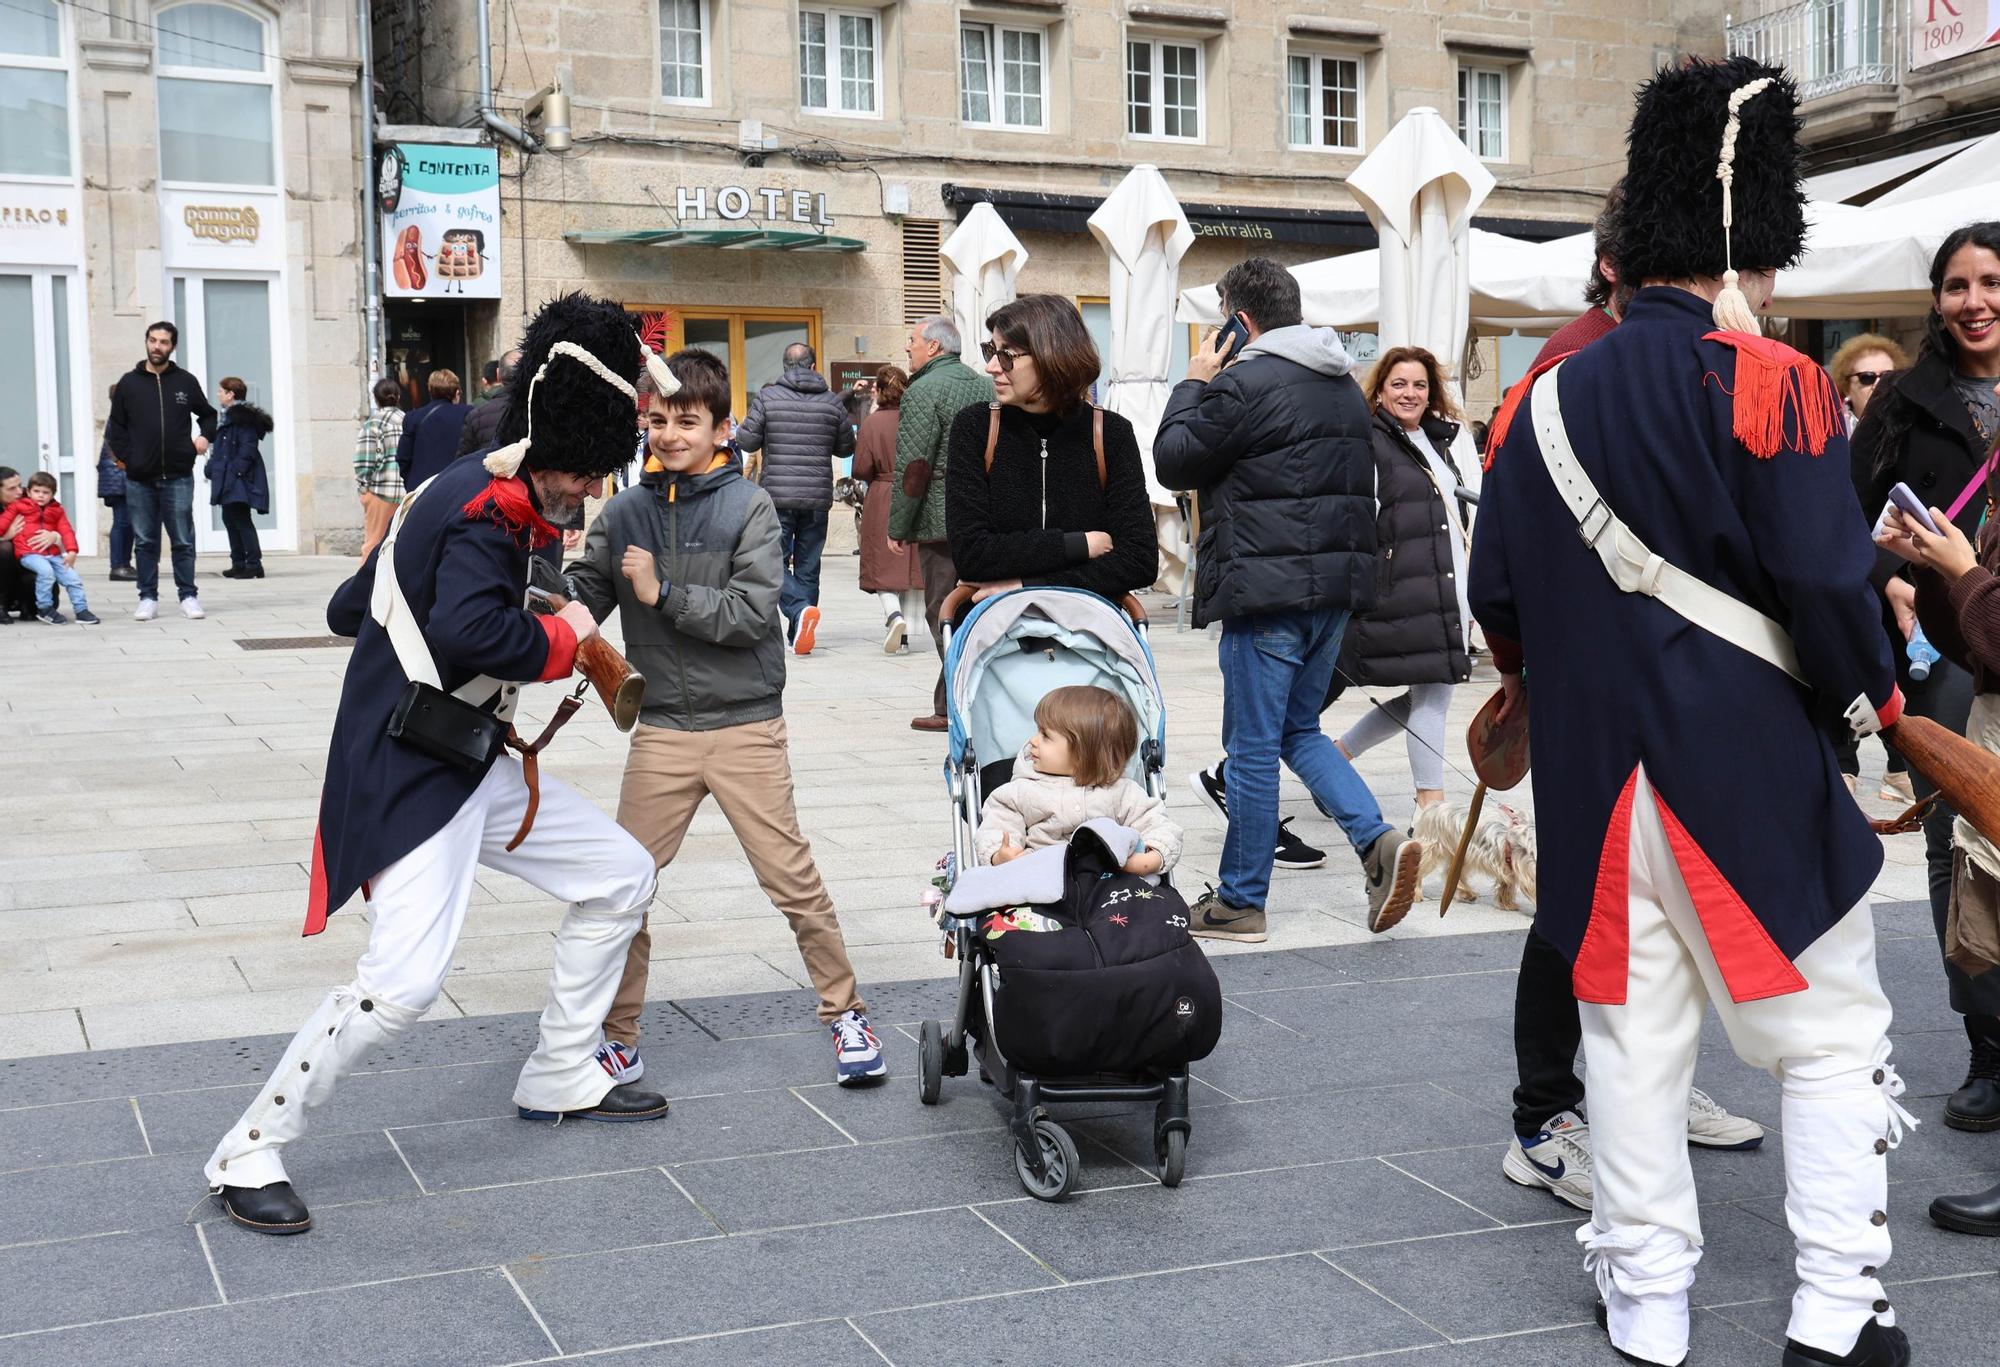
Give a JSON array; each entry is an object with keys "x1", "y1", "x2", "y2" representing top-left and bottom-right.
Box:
[{"x1": 3, "y1": 472, "x2": 97, "y2": 624}]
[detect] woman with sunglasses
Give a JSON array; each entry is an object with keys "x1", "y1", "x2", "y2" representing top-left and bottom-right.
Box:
[
  {"x1": 1830, "y1": 333, "x2": 1910, "y2": 434},
  {"x1": 945, "y1": 293, "x2": 1157, "y2": 606},
  {"x1": 1852, "y1": 222, "x2": 2000, "y2": 1140}
]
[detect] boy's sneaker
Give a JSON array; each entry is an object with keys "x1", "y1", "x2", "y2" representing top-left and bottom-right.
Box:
[
  {"x1": 181, "y1": 596, "x2": 205, "y2": 620},
  {"x1": 1685, "y1": 1087, "x2": 1764, "y2": 1149},
  {"x1": 1502, "y1": 1110, "x2": 1594, "y2": 1211},
  {"x1": 75, "y1": 610, "x2": 101, "y2": 626},
  {"x1": 35, "y1": 608, "x2": 68, "y2": 625},
  {"x1": 794, "y1": 605, "x2": 820, "y2": 655},
  {"x1": 831, "y1": 1009, "x2": 887, "y2": 1085},
  {"x1": 1362, "y1": 829, "x2": 1422, "y2": 933},
  {"x1": 593, "y1": 1039, "x2": 644, "y2": 1085},
  {"x1": 883, "y1": 612, "x2": 907, "y2": 655},
  {"x1": 1189, "y1": 763, "x2": 1229, "y2": 821},
  {"x1": 1189, "y1": 888, "x2": 1268, "y2": 943},
  {"x1": 134, "y1": 598, "x2": 158, "y2": 622},
  {"x1": 1274, "y1": 818, "x2": 1326, "y2": 869}
]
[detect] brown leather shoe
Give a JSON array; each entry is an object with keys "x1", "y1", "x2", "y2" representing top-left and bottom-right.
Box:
[{"x1": 911, "y1": 714, "x2": 949, "y2": 732}]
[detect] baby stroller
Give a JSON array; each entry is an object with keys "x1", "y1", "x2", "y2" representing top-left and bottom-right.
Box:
[{"x1": 917, "y1": 585, "x2": 1202, "y2": 1201}]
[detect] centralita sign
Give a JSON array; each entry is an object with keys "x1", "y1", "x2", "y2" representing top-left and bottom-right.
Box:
[{"x1": 672, "y1": 184, "x2": 835, "y2": 228}]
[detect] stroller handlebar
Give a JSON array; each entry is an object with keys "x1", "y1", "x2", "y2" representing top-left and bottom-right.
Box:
[{"x1": 941, "y1": 583, "x2": 1149, "y2": 628}]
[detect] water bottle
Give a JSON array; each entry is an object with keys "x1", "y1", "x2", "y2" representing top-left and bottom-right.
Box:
[{"x1": 1908, "y1": 626, "x2": 1940, "y2": 682}]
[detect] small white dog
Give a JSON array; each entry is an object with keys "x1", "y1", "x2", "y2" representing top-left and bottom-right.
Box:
[{"x1": 1411, "y1": 801, "x2": 1537, "y2": 911}]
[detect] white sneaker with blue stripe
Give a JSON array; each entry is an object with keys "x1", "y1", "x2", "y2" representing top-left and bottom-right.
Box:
[
  {"x1": 831, "y1": 1009, "x2": 887, "y2": 1086},
  {"x1": 593, "y1": 1039, "x2": 644, "y2": 1085},
  {"x1": 1502, "y1": 1109, "x2": 1594, "y2": 1211}
]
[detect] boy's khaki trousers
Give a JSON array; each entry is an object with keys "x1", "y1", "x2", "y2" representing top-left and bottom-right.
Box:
[{"x1": 605, "y1": 718, "x2": 864, "y2": 1045}]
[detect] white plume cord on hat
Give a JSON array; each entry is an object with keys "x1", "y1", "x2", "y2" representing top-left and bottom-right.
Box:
[
  {"x1": 483, "y1": 338, "x2": 681, "y2": 478},
  {"x1": 1712, "y1": 76, "x2": 1774, "y2": 336}
]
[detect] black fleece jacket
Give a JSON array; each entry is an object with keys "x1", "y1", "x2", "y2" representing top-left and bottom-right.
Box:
[
  {"x1": 944, "y1": 401, "x2": 1157, "y2": 599},
  {"x1": 105, "y1": 361, "x2": 218, "y2": 482}
]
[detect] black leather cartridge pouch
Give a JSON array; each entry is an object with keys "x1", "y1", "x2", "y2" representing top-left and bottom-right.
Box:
[{"x1": 387, "y1": 680, "x2": 505, "y2": 773}]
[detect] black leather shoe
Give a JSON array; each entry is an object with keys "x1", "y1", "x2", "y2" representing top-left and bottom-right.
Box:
[
  {"x1": 108, "y1": 567, "x2": 137, "y2": 582},
  {"x1": 220, "y1": 567, "x2": 247, "y2": 579},
  {"x1": 518, "y1": 1082, "x2": 669, "y2": 1123},
  {"x1": 1930, "y1": 1177, "x2": 2000, "y2": 1235},
  {"x1": 1945, "y1": 1018, "x2": 2000, "y2": 1132},
  {"x1": 216, "y1": 1181, "x2": 312, "y2": 1235},
  {"x1": 1593, "y1": 1300, "x2": 1685, "y2": 1366},
  {"x1": 1782, "y1": 1319, "x2": 1911, "y2": 1366}
]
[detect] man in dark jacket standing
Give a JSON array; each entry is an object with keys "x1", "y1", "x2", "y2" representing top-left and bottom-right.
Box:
[
  {"x1": 734, "y1": 343, "x2": 854, "y2": 654},
  {"x1": 1155, "y1": 258, "x2": 1421, "y2": 943},
  {"x1": 396, "y1": 368, "x2": 472, "y2": 487},
  {"x1": 106, "y1": 320, "x2": 217, "y2": 621},
  {"x1": 457, "y1": 348, "x2": 522, "y2": 457}
]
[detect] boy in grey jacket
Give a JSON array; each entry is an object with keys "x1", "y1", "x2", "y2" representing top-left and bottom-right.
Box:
[{"x1": 568, "y1": 349, "x2": 884, "y2": 1086}]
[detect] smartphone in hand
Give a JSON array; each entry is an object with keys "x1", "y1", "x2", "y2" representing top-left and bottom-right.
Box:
[
  {"x1": 1216, "y1": 315, "x2": 1251, "y2": 363},
  {"x1": 1888, "y1": 481, "x2": 1942, "y2": 536}
]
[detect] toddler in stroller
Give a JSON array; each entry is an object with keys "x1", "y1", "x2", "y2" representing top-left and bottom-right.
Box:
[{"x1": 918, "y1": 587, "x2": 1221, "y2": 1201}]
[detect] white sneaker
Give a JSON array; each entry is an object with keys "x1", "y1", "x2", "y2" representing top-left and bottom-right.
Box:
[
  {"x1": 593, "y1": 1039, "x2": 644, "y2": 1084},
  {"x1": 180, "y1": 596, "x2": 205, "y2": 620},
  {"x1": 883, "y1": 612, "x2": 907, "y2": 655},
  {"x1": 1686, "y1": 1086, "x2": 1764, "y2": 1150},
  {"x1": 1502, "y1": 1109, "x2": 1594, "y2": 1210},
  {"x1": 134, "y1": 598, "x2": 158, "y2": 622}
]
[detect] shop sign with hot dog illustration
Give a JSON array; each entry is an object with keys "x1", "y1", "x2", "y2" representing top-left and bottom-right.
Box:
[{"x1": 380, "y1": 144, "x2": 501, "y2": 299}]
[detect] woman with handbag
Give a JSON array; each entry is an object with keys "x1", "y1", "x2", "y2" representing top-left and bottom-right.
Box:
[
  {"x1": 1333, "y1": 347, "x2": 1473, "y2": 811},
  {"x1": 1854, "y1": 222, "x2": 2000, "y2": 1138}
]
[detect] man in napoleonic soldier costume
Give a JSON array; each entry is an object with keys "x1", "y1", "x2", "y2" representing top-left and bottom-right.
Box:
[
  {"x1": 205, "y1": 294, "x2": 676, "y2": 1236},
  {"x1": 1469, "y1": 58, "x2": 1915, "y2": 1367}
]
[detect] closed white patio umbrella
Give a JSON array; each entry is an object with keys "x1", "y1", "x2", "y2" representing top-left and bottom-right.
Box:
[{"x1": 941, "y1": 201, "x2": 1029, "y2": 370}]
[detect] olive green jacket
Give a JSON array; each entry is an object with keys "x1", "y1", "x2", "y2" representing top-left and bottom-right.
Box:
[{"x1": 887, "y1": 353, "x2": 994, "y2": 544}]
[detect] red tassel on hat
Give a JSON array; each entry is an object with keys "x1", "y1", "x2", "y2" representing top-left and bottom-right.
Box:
[
  {"x1": 1484, "y1": 351, "x2": 1573, "y2": 471},
  {"x1": 462, "y1": 475, "x2": 560, "y2": 549},
  {"x1": 1701, "y1": 331, "x2": 1841, "y2": 460}
]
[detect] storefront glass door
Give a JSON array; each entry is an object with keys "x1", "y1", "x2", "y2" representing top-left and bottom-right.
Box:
[
  {"x1": 639, "y1": 308, "x2": 821, "y2": 424},
  {"x1": 0, "y1": 268, "x2": 85, "y2": 533},
  {"x1": 169, "y1": 271, "x2": 286, "y2": 553}
]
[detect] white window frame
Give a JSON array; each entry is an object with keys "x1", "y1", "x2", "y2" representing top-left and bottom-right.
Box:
[
  {"x1": 657, "y1": 0, "x2": 711, "y2": 106},
  {"x1": 799, "y1": 6, "x2": 882, "y2": 120},
  {"x1": 1456, "y1": 62, "x2": 1509, "y2": 162},
  {"x1": 1285, "y1": 46, "x2": 1363, "y2": 153},
  {"x1": 0, "y1": 0, "x2": 75, "y2": 184},
  {"x1": 1125, "y1": 34, "x2": 1203, "y2": 144},
  {"x1": 153, "y1": 1, "x2": 279, "y2": 192},
  {"x1": 959, "y1": 21, "x2": 1049, "y2": 133}
]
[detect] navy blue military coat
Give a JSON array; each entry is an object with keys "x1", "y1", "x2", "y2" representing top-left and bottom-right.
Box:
[
  {"x1": 1467, "y1": 287, "x2": 1897, "y2": 1004},
  {"x1": 305, "y1": 454, "x2": 574, "y2": 932}
]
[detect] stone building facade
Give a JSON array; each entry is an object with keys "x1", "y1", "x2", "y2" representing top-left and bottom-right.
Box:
[{"x1": 0, "y1": 0, "x2": 367, "y2": 556}]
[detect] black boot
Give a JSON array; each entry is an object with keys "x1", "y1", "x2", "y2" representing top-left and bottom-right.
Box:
[
  {"x1": 517, "y1": 1082, "x2": 669, "y2": 1123},
  {"x1": 1945, "y1": 1015, "x2": 2000, "y2": 1132},
  {"x1": 215, "y1": 1181, "x2": 312, "y2": 1234},
  {"x1": 1930, "y1": 1176, "x2": 2000, "y2": 1235},
  {"x1": 1782, "y1": 1319, "x2": 1911, "y2": 1366}
]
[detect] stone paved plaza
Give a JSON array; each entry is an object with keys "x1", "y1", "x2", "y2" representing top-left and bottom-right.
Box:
[{"x1": 2, "y1": 552, "x2": 1986, "y2": 1366}]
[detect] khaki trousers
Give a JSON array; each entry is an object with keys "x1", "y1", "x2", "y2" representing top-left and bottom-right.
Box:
[
  {"x1": 358, "y1": 492, "x2": 398, "y2": 562},
  {"x1": 605, "y1": 718, "x2": 863, "y2": 1044}
]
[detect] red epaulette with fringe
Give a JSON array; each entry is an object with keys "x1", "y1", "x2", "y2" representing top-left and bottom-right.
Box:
[
  {"x1": 462, "y1": 475, "x2": 559, "y2": 550},
  {"x1": 1483, "y1": 351, "x2": 1574, "y2": 471},
  {"x1": 1701, "y1": 331, "x2": 1842, "y2": 460}
]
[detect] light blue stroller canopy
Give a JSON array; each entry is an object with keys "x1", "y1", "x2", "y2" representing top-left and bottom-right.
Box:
[{"x1": 942, "y1": 587, "x2": 1164, "y2": 781}]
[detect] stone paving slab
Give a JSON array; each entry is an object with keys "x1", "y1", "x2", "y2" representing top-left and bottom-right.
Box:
[{"x1": 2, "y1": 915, "x2": 1994, "y2": 1365}]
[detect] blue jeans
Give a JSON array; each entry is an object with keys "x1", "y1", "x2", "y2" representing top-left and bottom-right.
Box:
[
  {"x1": 19, "y1": 554, "x2": 88, "y2": 613},
  {"x1": 106, "y1": 496, "x2": 133, "y2": 569},
  {"x1": 1217, "y1": 608, "x2": 1394, "y2": 910},
  {"x1": 776, "y1": 506, "x2": 829, "y2": 630},
  {"x1": 127, "y1": 475, "x2": 197, "y2": 602}
]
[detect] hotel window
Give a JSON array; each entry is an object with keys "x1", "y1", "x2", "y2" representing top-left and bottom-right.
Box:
[
  {"x1": 0, "y1": 0, "x2": 70, "y2": 178},
  {"x1": 155, "y1": 3, "x2": 276, "y2": 186},
  {"x1": 961, "y1": 23, "x2": 1046, "y2": 131},
  {"x1": 658, "y1": 0, "x2": 709, "y2": 103},
  {"x1": 1456, "y1": 63, "x2": 1507, "y2": 161},
  {"x1": 800, "y1": 8, "x2": 879, "y2": 118},
  {"x1": 1286, "y1": 50, "x2": 1361, "y2": 152},
  {"x1": 1126, "y1": 37, "x2": 1201, "y2": 142}
]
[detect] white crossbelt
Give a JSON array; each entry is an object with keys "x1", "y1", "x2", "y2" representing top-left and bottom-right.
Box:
[{"x1": 368, "y1": 474, "x2": 516, "y2": 720}]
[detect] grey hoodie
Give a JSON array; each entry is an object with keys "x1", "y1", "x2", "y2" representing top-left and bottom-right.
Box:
[
  {"x1": 1236, "y1": 324, "x2": 1354, "y2": 377},
  {"x1": 568, "y1": 457, "x2": 788, "y2": 732}
]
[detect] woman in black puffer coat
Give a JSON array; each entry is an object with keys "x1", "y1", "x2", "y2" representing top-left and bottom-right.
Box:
[{"x1": 1334, "y1": 346, "x2": 1472, "y2": 809}]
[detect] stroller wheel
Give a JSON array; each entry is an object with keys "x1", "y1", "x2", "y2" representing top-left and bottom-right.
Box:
[
  {"x1": 1156, "y1": 1127, "x2": 1187, "y2": 1187},
  {"x1": 918, "y1": 1020, "x2": 944, "y2": 1105},
  {"x1": 1014, "y1": 1118, "x2": 1080, "y2": 1202}
]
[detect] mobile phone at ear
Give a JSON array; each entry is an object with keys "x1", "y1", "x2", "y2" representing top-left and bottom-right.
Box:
[
  {"x1": 1216, "y1": 316, "x2": 1250, "y2": 362},
  {"x1": 1888, "y1": 481, "x2": 1942, "y2": 536}
]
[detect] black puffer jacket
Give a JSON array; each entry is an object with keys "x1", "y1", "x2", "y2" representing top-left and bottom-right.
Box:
[
  {"x1": 735, "y1": 365, "x2": 855, "y2": 509},
  {"x1": 1154, "y1": 325, "x2": 1377, "y2": 628},
  {"x1": 1339, "y1": 409, "x2": 1471, "y2": 688},
  {"x1": 945, "y1": 401, "x2": 1157, "y2": 599}
]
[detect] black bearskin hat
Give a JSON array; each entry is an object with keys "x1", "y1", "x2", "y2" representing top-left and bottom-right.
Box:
[
  {"x1": 1618, "y1": 55, "x2": 1807, "y2": 283},
  {"x1": 494, "y1": 291, "x2": 644, "y2": 479}
]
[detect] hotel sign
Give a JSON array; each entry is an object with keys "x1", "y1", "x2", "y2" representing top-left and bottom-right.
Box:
[{"x1": 671, "y1": 184, "x2": 836, "y2": 229}]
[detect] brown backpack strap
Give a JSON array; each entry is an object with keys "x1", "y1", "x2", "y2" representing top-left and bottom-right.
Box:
[
  {"x1": 1092, "y1": 405, "x2": 1105, "y2": 491},
  {"x1": 985, "y1": 402, "x2": 1001, "y2": 475}
]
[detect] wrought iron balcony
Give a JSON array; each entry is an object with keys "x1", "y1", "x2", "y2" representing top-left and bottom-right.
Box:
[{"x1": 1726, "y1": 0, "x2": 1900, "y2": 102}]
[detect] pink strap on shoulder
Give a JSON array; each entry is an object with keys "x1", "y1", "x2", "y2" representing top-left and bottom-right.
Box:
[{"x1": 1946, "y1": 451, "x2": 1999, "y2": 525}]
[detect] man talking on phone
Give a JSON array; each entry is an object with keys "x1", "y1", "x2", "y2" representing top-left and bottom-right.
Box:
[{"x1": 1156, "y1": 257, "x2": 1422, "y2": 944}]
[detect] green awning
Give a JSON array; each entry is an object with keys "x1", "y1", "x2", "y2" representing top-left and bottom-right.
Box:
[{"x1": 564, "y1": 227, "x2": 864, "y2": 253}]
